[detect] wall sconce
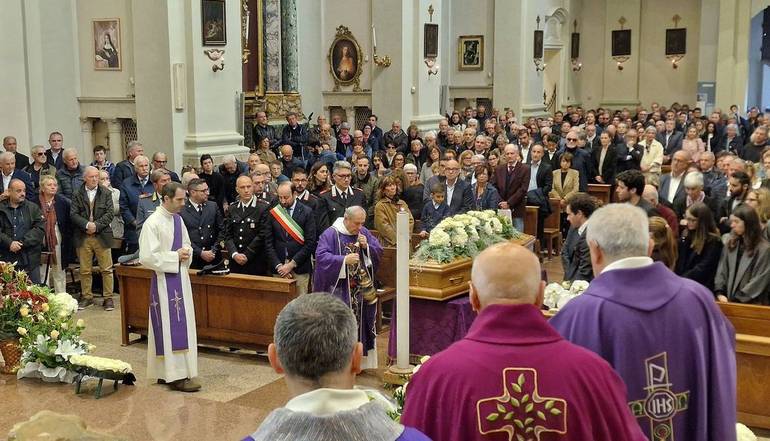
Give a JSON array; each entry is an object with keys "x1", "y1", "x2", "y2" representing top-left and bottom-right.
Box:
[
  {"x1": 667, "y1": 54, "x2": 684, "y2": 69},
  {"x1": 611, "y1": 17, "x2": 631, "y2": 71},
  {"x1": 204, "y1": 49, "x2": 225, "y2": 72},
  {"x1": 665, "y1": 15, "x2": 686, "y2": 69},
  {"x1": 533, "y1": 16, "x2": 545, "y2": 72},
  {"x1": 372, "y1": 25, "x2": 392, "y2": 68},
  {"x1": 424, "y1": 58, "x2": 439, "y2": 76},
  {"x1": 570, "y1": 20, "x2": 582, "y2": 72}
]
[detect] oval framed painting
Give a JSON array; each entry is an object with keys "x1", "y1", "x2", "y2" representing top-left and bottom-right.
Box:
[{"x1": 328, "y1": 25, "x2": 362, "y2": 91}]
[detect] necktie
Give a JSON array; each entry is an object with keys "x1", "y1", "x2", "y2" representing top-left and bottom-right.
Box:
[{"x1": 198, "y1": 204, "x2": 203, "y2": 215}]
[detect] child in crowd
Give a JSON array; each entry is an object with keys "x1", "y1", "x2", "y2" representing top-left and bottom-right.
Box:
[{"x1": 419, "y1": 184, "x2": 450, "y2": 237}]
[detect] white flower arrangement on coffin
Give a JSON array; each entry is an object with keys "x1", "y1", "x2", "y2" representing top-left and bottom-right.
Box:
[
  {"x1": 413, "y1": 210, "x2": 520, "y2": 264},
  {"x1": 544, "y1": 280, "x2": 590, "y2": 311}
]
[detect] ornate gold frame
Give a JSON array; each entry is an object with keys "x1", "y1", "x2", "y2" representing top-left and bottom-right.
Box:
[
  {"x1": 458, "y1": 35, "x2": 483, "y2": 71},
  {"x1": 328, "y1": 25, "x2": 363, "y2": 92}
]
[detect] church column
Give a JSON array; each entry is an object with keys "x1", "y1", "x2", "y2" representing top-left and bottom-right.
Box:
[
  {"x1": 263, "y1": 0, "x2": 282, "y2": 92},
  {"x1": 105, "y1": 118, "x2": 123, "y2": 163},
  {"x1": 280, "y1": 0, "x2": 298, "y2": 92},
  {"x1": 80, "y1": 117, "x2": 95, "y2": 162}
]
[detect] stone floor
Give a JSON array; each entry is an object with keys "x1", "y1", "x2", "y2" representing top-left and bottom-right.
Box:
[{"x1": 1, "y1": 258, "x2": 768, "y2": 440}]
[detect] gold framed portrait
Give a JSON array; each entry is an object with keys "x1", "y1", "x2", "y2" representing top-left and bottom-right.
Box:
[
  {"x1": 458, "y1": 35, "x2": 483, "y2": 71},
  {"x1": 93, "y1": 19, "x2": 122, "y2": 71},
  {"x1": 328, "y1": 25, "x2": 363, "y2": 92}
]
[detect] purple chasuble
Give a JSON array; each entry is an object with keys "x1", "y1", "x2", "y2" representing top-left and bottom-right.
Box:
[
  {"x1": 550, "y1": 262, "x2": 737, "y2": 441},
  {"x1": 313, "y1": 225, "x2": 382, "y2": 355},
  {"x1": 401, "y1": 304, "x2": 646, "y2": 441},
  {"x1": 149, "y1": 214, "x2": 189, "y2": 356}
]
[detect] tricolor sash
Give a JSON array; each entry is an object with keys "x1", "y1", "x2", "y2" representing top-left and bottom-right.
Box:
[
  {"x1": 149, "y1": 214, "x2": 189, "y2": 356},
  {"x1": 269, "y1": 205, "x2": 304, "y2": 244}
]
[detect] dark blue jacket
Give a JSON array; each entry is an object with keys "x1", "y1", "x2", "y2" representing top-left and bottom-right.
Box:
[
  {"x1": 421, "y1": 201, "x2": 450, "y2": 232},
  {"x1": 471, "y1": 184, "x2": 502, "y2": 211},
  {"x1": 119, "y1": 174, "x2": 154, "y2": 245},
  {"x1": 1, "y1": 170, "x2": 35, "y2": 201},
  {"x1": 264, "y1": 201, "x2": 317, "y2": 275}
]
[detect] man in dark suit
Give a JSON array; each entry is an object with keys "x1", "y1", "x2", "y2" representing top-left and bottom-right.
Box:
[
  {"x1": 181, "y1": 178, "x2": 223, "y2": 270},
  {"x1": 151, "y1": 152, "x2": 180, "y2": 183},
  {"x1": 656, "y1": 119, "x2": 683, "y2": 164},
  {"x1": 224, "y1": 175, "x2": 270, "y2": 275},
  {"x1": 659, "y1": 150, "x2": 690, "y2": 210},
  {"x1": 111, "y1": 141, "x2": 144, "y2": 191},
  {"x1": 527, "y1": 145, "x2": 553, "y2": 248},
  {"x1": 542, "y1": 134, "x2": 562, "y2": 171},
  {"x1": 441, "y1": 159, "x2": 473, "y2": 215},
  {"x1": 0, "y1": 152, "x2": 34, "y2": 201},
  {"x1": 45, "y1": 131, "x2": 65, "y2": 170},
  {"x1": 562, "y1": 130, "x2": 593, "y2": 191},
  {"x1": 717, "y1": 123, "x2": 743, "y2": 155},
  {"x1": 317, "y1": 161, "x2": 366, "y2": 232},
  {"x1": 561, "y1": 193, "x2": 595, "y2": 282},
  {"x1": 2, "y1": 136, "x2": 30, "y2": 170},
  {"x1": 291, "y1": 168, "x2": 319, "y2": 212},
  {"x1": 494, "y1": 144, "x2": 530, "y2": 232},
  {"x1": 119, "y1": 155, "x2": 153, "y2": 253},
  {"x1": 265, "y1": 182, "x2": 317, "y2": 296},
  {"x1": 71, "y1": 166, "x2": 115, "y2": 310}
]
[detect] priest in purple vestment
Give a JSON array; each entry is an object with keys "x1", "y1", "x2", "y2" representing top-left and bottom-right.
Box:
[
  {"x1": 550, "y1": 203, "x2": 737, "y2": 441},
  {"x1": 313, "y1": 205, "x2": 383, "y2": 370},
  {"x1": 401, "y1": 242, "x2": 646, "y2": 441}
]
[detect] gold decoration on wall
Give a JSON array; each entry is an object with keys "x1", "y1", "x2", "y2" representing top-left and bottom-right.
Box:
[
  {"x1": 328, "y1": 25, "x2": 364, "y2": 92},
  {"x1": 245, "y1": 92, "x2": 304, "y2": 120}
]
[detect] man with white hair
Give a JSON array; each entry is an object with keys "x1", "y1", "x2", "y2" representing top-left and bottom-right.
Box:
[
  {"x1": 0, "y1": 152, "x2": 34, "y2": 200},
  {"x1": 112, "y1": 140, "x2": 144, "y2": 190},
  {"x1": 719, "y1": 123, "x2": 743, "y2": 154},
  {"x1": 402, "y1": 243, "x2": 645, "y2": 441},
  {"x1": 56, "y1": 148, "x2": 85, "y2": 200},
  {"x1": 218, "y1": 154, "x2": 248, "y2": 205},
  {"x1": 317, "y1": 161, "x2": 366, "y2": 232},
  {"x1": 551, "y1": 203, "x2": 736, "y2": 441},
  {"x1": 314, "y1": 206, "x2": 383, "y2": 369},
  {"x1": 494, "y1": 144, "x2": 529, "y2": 231}
]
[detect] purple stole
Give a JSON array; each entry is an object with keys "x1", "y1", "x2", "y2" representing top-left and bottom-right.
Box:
[{"x1": 149, "y1": 214, "x2": 189, "y2": 355}]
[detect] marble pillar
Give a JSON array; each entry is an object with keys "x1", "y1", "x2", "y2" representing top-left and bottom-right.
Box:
[
  {"x1": 79, "y1": 117, "x2": 95, "y2": 162},
  {"x1": 280, "y1": 0, "x2": 298, "y2": 92},
  {"x1": 264, "y1": 0, "x2": 282, "y2": 92},
  {"x1": 105, "y1": 119, "x2": 123, "y2": 163}
]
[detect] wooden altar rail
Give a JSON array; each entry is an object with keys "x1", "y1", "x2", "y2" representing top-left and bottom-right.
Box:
[
  {"x1": 116, "y1": 265, "x2": 298, "y2": 350},
  {"x1": 718, "y1": 302, "x2": 770, "y2": 429}
]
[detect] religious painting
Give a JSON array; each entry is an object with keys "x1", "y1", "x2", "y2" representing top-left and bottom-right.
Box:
[
  {"x1": 328, "y1": 25, "x2": 363, "y2": 91},
  {"x1": 93, "y1": 19, "x2": 121, "y2": 71},
  {"x1": 458, "y1": 35, "x2": 483, "y2": 70},
  {"x1": 202, "y1": 0, "x2": 226, "y2": 45},
  {"x1": 665, "y1": 28, "x2": 687, "y2": 55},
  {"x1": 571, "y1": 32, "x2": 580, "y2": 59},
  {"x1": 534, "y1": 30, "x2": 544, "y2": 59},
  {"x1": 611, "y1": 29, "x2": 632, "y2": 57},
  {"x1": 424, "y1": 23, "x2": 439, "y2": 58}
]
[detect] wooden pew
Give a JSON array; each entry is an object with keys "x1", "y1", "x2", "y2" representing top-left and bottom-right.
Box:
[
  {"x1": 116, "y1": 265, "x2": 297, "y2": 350},
  {"x1": 587, "y1": 183, "x2": 612, "y2": 206},
  {"x1": 718, "y1": 303, "x2": 770, "y2": 429}
]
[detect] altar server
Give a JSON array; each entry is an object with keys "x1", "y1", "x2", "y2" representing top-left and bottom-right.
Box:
[
  {"x1": 139, "y1": 182, "x2": 201, "y2": 392},
  {"x1": 551, "y1": 203, "x2": 736, "y2": 441},
  {"x1": 313, "y1": 206, "x2": 382, "y2": 370},
  {"x1": 401, "y1": 242, "x2": 646, "y2": 441}
]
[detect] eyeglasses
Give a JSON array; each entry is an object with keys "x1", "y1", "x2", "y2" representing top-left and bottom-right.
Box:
[
  {"x1": 155, "y1": 160, "x2": 167, "y2": 164},
  {"x1": 566, "y1": 138, "x2": 578, "y2": 142},
  {"x1": 335, "y1": 174, "x2": 352, "y2": 179}
]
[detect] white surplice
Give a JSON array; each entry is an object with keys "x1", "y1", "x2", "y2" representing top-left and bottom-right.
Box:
[{"x1": 139, "y1": 206, "x2": 198, "y2": 382}]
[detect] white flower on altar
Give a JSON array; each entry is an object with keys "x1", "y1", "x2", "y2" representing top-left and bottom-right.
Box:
[
  {"x1": 54, "y1": 339, "x2": 86, "y2": 360},
  {"x1": 570, "y1": 280, "x2": 590, "y2": 294},
  {"x1": 428, "y1": 229, "x2": 451, "y2": 247}
]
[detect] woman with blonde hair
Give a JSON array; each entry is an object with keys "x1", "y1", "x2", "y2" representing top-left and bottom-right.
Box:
[
  {"x1": 373, "y1": 175, "x2": 414, "y2": 246},
  {"x1": 649, "y1": 216, "x2": 677, "y2": 270}
]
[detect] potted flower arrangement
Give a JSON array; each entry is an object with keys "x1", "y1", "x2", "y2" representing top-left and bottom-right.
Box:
[
  {"x1": 408, "y1": 210, "x2": 533, "y2": 301},
  {"x1": 0, "y1": 263, "x2": 47, "y2": 374}
]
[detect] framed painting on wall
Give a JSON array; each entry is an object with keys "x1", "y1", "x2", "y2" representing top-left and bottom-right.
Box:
[
  {"x1": 202, "y1": 0, "x2": 227, "y2": 45},
  {"x1": 93, "y1": 19, "x2": 121, "y2": 71},
  {"x1": 665, "y1": 28, "x2": 687, "y2": 55},
  {"x1": 611, "y1": 29, "x2": 631, "y2": 57},
  {"x1": 424, "y1": 23, "x2": 439, "y2": 58},
  {"x1": 458, "y1": 35, "x2": 483, "y2": 70},
  {"x1": 328, "y1": 25, "x2": 363, "y2": 91}
]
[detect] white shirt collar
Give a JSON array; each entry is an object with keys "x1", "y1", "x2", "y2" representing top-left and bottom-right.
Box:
[
  {"x1": 238, "y1": 195, "x2": 258, "y2": 208},
  {"x1": 333, "y1": 185, "x2": 352, "y2": 197},
  {"x1": 601, "y1": 256, "x2": 654, "y2": 274},
  {"x1": 285, "y1": 388, "x2": 384, "y2": 416},
  {"x1": 578, "y1": 222, "x2": 588, "y2": 235}
]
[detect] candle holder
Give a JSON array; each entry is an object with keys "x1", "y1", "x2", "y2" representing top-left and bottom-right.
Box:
[{"x1": 373, "y1": 53, "x2": 392, "y2": 68}]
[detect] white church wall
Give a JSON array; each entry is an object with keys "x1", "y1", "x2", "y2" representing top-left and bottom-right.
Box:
[
  {"x1": 0, "y1": 1, "x2": 32, "y2": 150},
  {"x1": 296, "y1": 0, "x2": 323, "y2": 119},
  {"x1": 449, "y1": 0, "x2": 494, "y2": 90},
  {"x1": 322, "y1": 0, "x2": 372, "y2": 93}
]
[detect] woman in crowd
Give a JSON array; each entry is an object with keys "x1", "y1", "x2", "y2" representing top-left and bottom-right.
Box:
[
  {"x1": 373, "y1": 176, "x2": 414, "y2": 247},
  {"x1": 391, "y1": 152, "x2": 406, "y2": 171},
  {"x1": 487, "y1": 150, "x2": 500, "y2": 169},
  {"x1": 471, "y1": 164, "x2": 501, "y2": 210},
  {"x1": 254, "y1": 136, "x2": 277, "y2": 163},
  {"x1": 550, "y1": 152, "x2": 579, "y2": 210},
  {"x1": 494, "y1": 135, "x2": 509, "y2": 153},
  {"x1": 591, "y1": 131, "x2": 616, "y2": 184},
  {"x1": 401, "y1": 164, "x2": 424, "y2": 221},
  {"x1": 423, "y1": 131, "x2": 439, "y2": 153},
  {"x1": 649, "y1": 216, "x2": 677, "y2": 270},
  {"x1": 407, "y1": 124, "x2": 422, "y2": 147},
  {"x1": 420, "y1": 146, "x2": 441, "y2": 185},
  {"x1": 681, "y1": 125, "x2": 705, "y2": 163},
  {"x1": 371, "y1": 152, "x2": 391, "y2": 179},
  {"x1": 704, "y1": 121, "x2": 720, "y2": 152},
  {"x1": 36, "y1": 175, "x2": 74, "y2": 294},
  {"x1": 458, "y1": 150, "x2": 475, "y2": 181},
  {"x1": 308, "y1": 161, "x2": 330, "y2": 196},
  {"x1": 406, "y1": 139, "x2": 428, "y2": 171},
  {"x1": 746, "y1": 187, "x2": 770, "y2": 239},
  {"x1": 745, "y1": 161, "x2": 763, "y2": 190},
  {"x1": 714, "y1": 204, "x2": 770, "y2": 304},
  {"x1": 449, "y1": 111, "x2": 465, "y2": 131},
  {"x1": 675, "y1": 202, "x2": 723, "y2": 290}
]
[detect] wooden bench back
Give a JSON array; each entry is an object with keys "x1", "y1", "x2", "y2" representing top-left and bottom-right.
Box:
[
  {"x1": 378, "y1": 246, "x2": 397, "y2": 288},
  {"x1": 544, "y1": 198, "x2": 562, "y2": 229},
  {"x1": 718, "y1": 303, "x2": 770, "y2": 338},
  {"x1": 587, "y1": 183, "x2": 612, "y2": 206},
  {"x1": 524, "y1": 206, "x2": 539, "y2": 237}
]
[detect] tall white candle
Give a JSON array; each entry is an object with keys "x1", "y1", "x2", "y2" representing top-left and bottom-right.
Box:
[
  {"x1": 372, "y1": 24, "x2": 377, "y2": 50},
  {"x1": 395, "y1": 210, "x2": 410, "y2": 370}
]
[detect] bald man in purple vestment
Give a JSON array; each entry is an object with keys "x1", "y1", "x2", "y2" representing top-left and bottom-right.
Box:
[
  {"x1": 401, "y1": 242, "x2": 646, "y2": 441},
  {"x1": 551, "y1": 203, "x2": 736, "y2": 441}
]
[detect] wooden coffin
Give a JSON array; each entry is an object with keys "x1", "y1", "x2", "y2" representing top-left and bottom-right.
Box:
[{"x1": 408, "y1": 234, "x2": 536, "y2": 301}]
